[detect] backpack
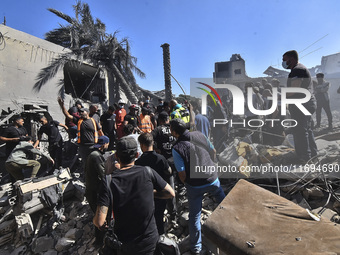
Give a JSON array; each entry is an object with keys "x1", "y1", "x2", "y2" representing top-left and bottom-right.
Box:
[{"x1": 154, "y1": 234, "x2": 180, "y2": 255}]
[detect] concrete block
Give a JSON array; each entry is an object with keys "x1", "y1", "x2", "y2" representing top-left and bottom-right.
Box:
[
  {"x1": 55, "y1": 237, "x2": 75, "y2": 252},
  {"x1": 32, "y1": 236, "x2": 54, "y2": 253}
]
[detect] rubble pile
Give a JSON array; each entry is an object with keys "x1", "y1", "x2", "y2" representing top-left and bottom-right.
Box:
[
  {"x1": 0, "y1": 130, "x2": 340, "y2": 254},
  {"x1": 0, "y1": 173, "x2": 224, "y2": 255},
  {"x1": 0, "y1": 168, "x2": 103, "y2": 255}
]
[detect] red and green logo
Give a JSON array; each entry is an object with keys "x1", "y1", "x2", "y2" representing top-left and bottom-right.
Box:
[{"x1": 197, "y1": 82, "x2": 222, "y2": 106}]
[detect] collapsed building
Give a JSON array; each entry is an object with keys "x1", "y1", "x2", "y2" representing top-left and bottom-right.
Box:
[{"x1": 2, "y1": 24, "x2": 340, "y2": 254}]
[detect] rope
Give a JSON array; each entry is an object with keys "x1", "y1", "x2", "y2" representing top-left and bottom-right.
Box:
[{"x1": 80, "y1": 67, "x2": 100, "y2": 98}]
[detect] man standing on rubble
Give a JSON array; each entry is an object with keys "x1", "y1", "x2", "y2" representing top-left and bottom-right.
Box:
[
  {"x1": 93, "y1": 136, "x2": 175, "y2": 255},
  {"x1": 58, "y1": 97, "x2": 103, "y2": 170},
  {"x1": 314, "y1": 73, "x2": 333, "y2": 130},
  {"x1": 34, "y1": 115, "x2": 68, "y2": 170},
  {"x1": 282, "y1": 50, "x2": 317, "y2": 163},
  {"x1": 170, "y1": 118, "x2": 225, "y2": 255},
  {"x1": 136, "y1": 133, "x2": 172, "y2": 235},
  {"x1": 5, "y1": 136, "x2": 54, "y2": 180}
]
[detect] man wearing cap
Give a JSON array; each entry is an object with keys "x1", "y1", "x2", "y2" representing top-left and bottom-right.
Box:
[
  {"x1": 138, "y1": 107, "x2": 154, "y2": 133},
  {"x1": 34, "y1": 115, "x2": 68, "y2": 170},
  {"x1": 100, "y1": 106, "x2": 116, "y2": 150},
  {"x1": 85, "y1": 136, "x2": 110, "y2": 212},
  {"x1": 85, "y1": 135, "x2": 110, "y2": 246},
  {"x1": 5, "y1": 136, "x2": 54, "y2": 180},
  {"x1": 0, "y1": 115, "x2": 28, "y2": 157},
  {"x1": 58, "y1": 97, "x2": 103, "y2": 170},
  {"x1": 93, "y1": 136, "x2": 175, "y2": 255},
  {"x1": 314, "y1": 73, "x2": 332, "y2": 130},
  {"x1": 170, "y1": 118, "x2": 225, "y2": 255},
  {"x1": 115, "y1": 99, "x2": 127, "y2": 139}
]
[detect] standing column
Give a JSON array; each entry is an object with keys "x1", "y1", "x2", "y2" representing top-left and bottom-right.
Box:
[{"x1": 161, "y1": 43, "x2": 173, "y2": 102}]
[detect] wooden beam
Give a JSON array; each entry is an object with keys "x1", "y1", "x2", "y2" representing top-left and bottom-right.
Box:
[{"x1": 19, "y1": 169, "x2": 71, "y2": 194}]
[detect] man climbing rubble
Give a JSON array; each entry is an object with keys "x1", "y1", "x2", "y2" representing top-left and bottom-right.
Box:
[
  {"x1": 93, "y1": 136, "x2": 175, "y2": 255},
  {"x1": 5, "y1": 136, "x2": 54, "y2": 180},
  {"x1": 170, "y1": 118, "x2": 225, "y2": 255},
  {"x1": 34, "y1": 114, "x2": 69, "y2": 170}
]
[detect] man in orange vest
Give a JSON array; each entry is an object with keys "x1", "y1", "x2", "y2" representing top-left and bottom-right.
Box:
[
  {"x1": 138, "y1": 107, "x2": 154, "y2": 133},
  {"x1": 58, "y1": 97, "x2": 103, "y2": 171}
]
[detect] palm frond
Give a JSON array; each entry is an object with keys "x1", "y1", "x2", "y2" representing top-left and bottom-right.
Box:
[
  {"x1": 48, "y1": 8, "x2": 76, "y2": 25},
  {"x1": 33, "y1": 54, "x2": 72, "y2": 92},
  {"x1": 45, "y1": 26, "x2": 71, "y2": 47}
]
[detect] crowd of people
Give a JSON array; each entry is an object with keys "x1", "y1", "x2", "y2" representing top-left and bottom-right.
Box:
[{"x1": 0, "y1": 49, "x2": 336, "y2": 255}]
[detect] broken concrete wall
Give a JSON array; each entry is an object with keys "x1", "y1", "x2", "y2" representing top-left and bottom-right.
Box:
[{"x1": 0, "y1": 24, "x2": 72, "y2": 122}]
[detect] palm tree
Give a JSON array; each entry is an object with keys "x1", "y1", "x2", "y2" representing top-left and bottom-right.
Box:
[{"x1": 34, "y1": 1, "x2": 143, "y2": 104}]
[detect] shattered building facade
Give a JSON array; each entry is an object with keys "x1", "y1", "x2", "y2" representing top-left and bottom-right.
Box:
[{"x1": 0, "y1": 24, "x2": 122, "y2": 121}]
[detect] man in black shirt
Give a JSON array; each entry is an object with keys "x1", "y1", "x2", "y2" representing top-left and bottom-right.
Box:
[
  {"x1": 152, "y1": 111, "x2": 177, "y2": 220},
  {"x1": 156, "y1": 99, "x2": 165, "y2": 114},
  {"x1": 93, "y1": 136, "x2": 175, "y2": 255},
  {"x1": 152, "y1": 112, "x2": 176, "y2": 160},
  {"x1": 0, "y1": 115, "x2": 28, "y2": 157},
  {"x1": 124, "y1": 104, "x2": 139, "y2": 129},
  {"x1": 34, "y1": 115, "x2": 68, "y2": 169},
  {"x1": 136, "y1": 133, "x2": 171, "y2": 235},
  {"x1": 100, "y1": 106, "x2": 116, "y2": 150},
  {"x1": 282, "y1": 50, "x2": 317, "y2": 162}
]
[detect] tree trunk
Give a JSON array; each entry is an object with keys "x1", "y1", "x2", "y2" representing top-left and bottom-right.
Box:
[
  {"x1": 110, "y1": 64, "x2": 138, "y2": 104},
  {"x1": 161, "y1": 43, "x2": 173, "y2": 102}
]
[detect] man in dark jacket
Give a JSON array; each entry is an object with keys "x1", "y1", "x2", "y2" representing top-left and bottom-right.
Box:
[{"x1": 170, "y1": 118, "x2": 225, "y2": 255}]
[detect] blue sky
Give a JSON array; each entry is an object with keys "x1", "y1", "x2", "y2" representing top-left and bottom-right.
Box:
[{"x1": 2, "y1": 0, "x2": 340, "y2": 96}]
